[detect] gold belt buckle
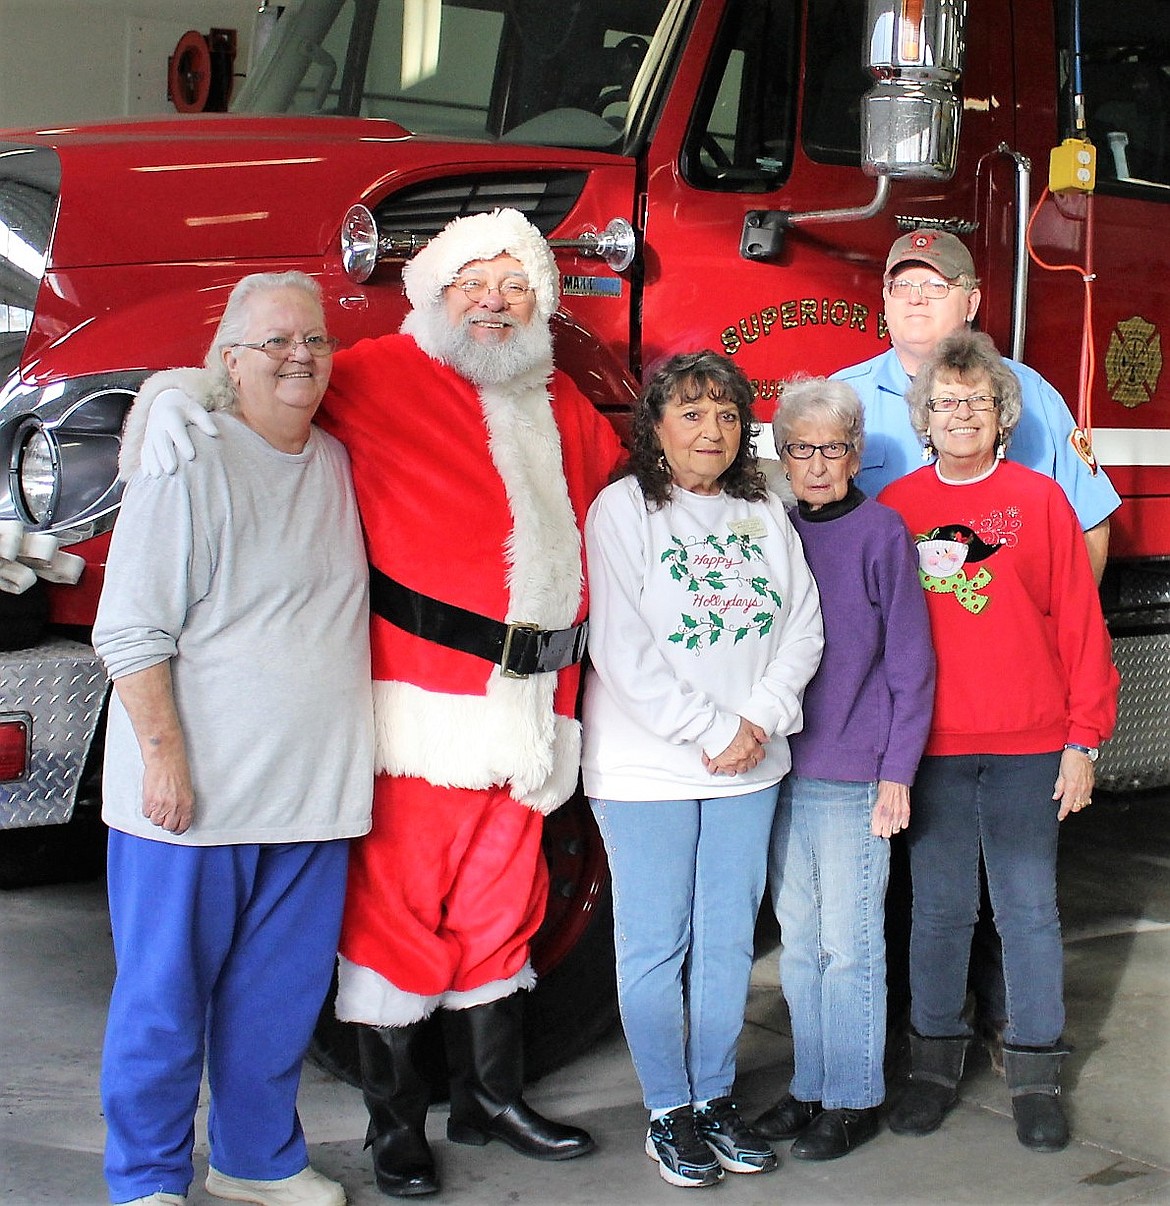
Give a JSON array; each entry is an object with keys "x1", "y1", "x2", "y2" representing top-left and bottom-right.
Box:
[{"x1": 500, "y1": 621, "x2": 540, "y2": 679}]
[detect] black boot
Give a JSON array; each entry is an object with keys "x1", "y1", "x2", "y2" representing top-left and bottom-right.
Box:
[
  {"x1": 443, "y1": 995, "x2": 596, "y2": 1160},
  {"x1": 358, "y1": 1024, "x2": 440, "y2": 1197},
  {"x1": 1003, "y1": 1044, "x2": 1071, "y2": 1152},
  {"x1": 888, "y1": 1033, "x2": 968, "y2": 1136}
]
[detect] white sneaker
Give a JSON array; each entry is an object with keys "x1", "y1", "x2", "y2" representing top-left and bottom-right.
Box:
[
  {"x1": 119, "y1": 1195, "x2": 186, "y2": 1205},
  {"x1": 205, "y1": 1166, "x2": 346, "y2": 1206}
]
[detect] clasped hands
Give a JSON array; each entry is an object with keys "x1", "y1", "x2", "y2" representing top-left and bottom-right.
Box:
[{"x1": 703, "y1": 717, "x2": 768, "y2": 776}]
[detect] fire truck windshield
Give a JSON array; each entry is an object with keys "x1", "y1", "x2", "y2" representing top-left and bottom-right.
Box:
[{"x1": 233, "y1": 0, "x2": 678, "y2": 153}]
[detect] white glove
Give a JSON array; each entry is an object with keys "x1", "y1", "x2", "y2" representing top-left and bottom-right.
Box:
[{"x1": 141, "y1": 388, "x2": 220, "y2": 477}]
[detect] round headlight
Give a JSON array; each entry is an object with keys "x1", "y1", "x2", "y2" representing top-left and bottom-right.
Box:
[
  {"x1": 13, "y1": 421, "x2": 59, "y2": 525},
  {"x1": 341, "y1": 204, "x2": 379, "y2": 283}
]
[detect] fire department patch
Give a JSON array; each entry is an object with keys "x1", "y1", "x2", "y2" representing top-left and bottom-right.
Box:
[
  {"x1": 1070, "y1": 427, "x2": 1100, "y2": 475},
  {"x1": 1105, "y1": 316, "x2": 1163, "y2": 408}
]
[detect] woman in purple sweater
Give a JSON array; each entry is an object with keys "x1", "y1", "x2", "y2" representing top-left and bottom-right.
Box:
[{"x1": 754, "y1": 378, "x2": 936, "y2": 1160}]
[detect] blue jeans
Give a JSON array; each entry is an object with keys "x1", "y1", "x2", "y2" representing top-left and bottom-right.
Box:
[
  {"x1": 590, "y1": 787, "x2": 779, "y2": 1110},
  {"x1": 908, "y1": 753, "x2": 1064, "y2": 1047},
  {"x1": 770, "y1": 777, "x2": 889, "y2": 1109}
]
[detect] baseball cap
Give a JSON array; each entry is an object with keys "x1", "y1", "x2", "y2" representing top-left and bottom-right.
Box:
[{"x1": 885, "y1": 230, "x2": 976, "y2": 281}]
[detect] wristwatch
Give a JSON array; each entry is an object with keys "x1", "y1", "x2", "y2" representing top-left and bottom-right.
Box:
[{"x1": 1064, "y1": 742, "x2": 1099, "y2": 762}]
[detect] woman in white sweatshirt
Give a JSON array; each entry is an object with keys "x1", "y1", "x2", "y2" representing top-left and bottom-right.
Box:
[{"x1": 582, "y1": 351, "x2": 823, "y2": 1189}]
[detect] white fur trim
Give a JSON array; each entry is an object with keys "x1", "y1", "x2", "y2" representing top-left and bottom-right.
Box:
[
  {"x1": 401, "y1": 208, "x2": 560, "y2": 320},
  {"x1": 368, "y1": 369, "x2": 584, "y2": 812},
  {"x1": 118, "y1": 367, "x2": 237, "y2": 479},
  {"x1": 335, "y1": 955, "x2": 443, "y2": 1026},
  {"x1": 373, "y1": 679, "x2": 582, "y2": 814},
  {"x1": 478, "y1": 377, "x2": 582, "y2": 628},
  {"x1": 334, "y1": 956, "x2": 535, "y2": 1026},
  {"x1": 443, "y1": 964, "x2": 537, "y2": 1011}
]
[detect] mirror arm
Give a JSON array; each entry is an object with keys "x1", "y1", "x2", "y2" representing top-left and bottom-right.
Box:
[{"x1": 740, "y1": 177, "x2": 891, "y2": 262}]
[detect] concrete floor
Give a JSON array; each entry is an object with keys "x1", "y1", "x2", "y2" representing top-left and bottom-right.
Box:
[{"x1": 2, "y1": 792, "x2": 1169, "y2": 1206}]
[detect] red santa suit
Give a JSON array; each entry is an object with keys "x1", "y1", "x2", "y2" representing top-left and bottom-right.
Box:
[{"x1": 319, "y1": 211, "x2": 624, "y2": 1025}]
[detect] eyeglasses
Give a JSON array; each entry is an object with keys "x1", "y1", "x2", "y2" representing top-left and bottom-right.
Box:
[
  {"x1": 926, "y1": 394, "x2": 1000, "y2": 413},
  {"x1": 885, "y1": 278, "x2": 961, "y2": 300},
  {"x1": 232, "y1": 335, "x2": 340, "y2": 359},
  {"x1": 450, "y1": 279, "x2": 534, "y2": 305},
  {"x1": 783, "y1": 441, "x2": 853, "y2": 460}
]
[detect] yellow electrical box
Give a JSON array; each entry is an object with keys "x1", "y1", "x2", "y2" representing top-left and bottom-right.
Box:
[{"x1": 1049, "y1": 138, "x2": 1097, "y2": 193}]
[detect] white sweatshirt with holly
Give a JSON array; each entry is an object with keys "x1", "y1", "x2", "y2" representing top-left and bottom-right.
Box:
[{"x1": 582, "y1": 475, "x2": 823, "y2": 802}]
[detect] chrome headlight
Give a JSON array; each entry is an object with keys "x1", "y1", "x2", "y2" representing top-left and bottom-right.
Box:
[
  {"x1": 12, "y1": 420, "x2": 58, "y2": 525},
  {"x1": 0, "y1": 376, "x2": 143, "y2": 540}
]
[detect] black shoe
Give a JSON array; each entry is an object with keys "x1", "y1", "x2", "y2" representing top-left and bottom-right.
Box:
[
  {"x1": 645, "y1": 1106, "x2": 723, "y2": 1188},
  {"x1": 443, "y1": 997, "x2": 595, "y2": 1161},
  {"x1": 790, "y1": 1107, "x2": 881, "y2": 1161},
  {"x1": 753, "y1": 1093, "x2": 823, "y2": 1141},
  {"x1": 370, "y1": 1130, "x2": 440, "y2": 1197},
  {"x1": 447, "y1": 1101, "x2": 595, "y2": 1161},
  {"x1": 694, "y1": 1097, "x2": 777, "y2": 1174},
  {"x1": 357, "y1": 1025, "x2": 440, "y2": 1198}
]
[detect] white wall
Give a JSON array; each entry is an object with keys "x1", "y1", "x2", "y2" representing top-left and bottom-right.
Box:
[{"x1": 0, "y1": 1, "x2": 267, "y2": 129}]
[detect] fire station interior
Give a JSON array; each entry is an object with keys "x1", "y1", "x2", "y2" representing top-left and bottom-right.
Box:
[{"x1": 2, "y1": 2, "x2": 1170, "y2": 1204}]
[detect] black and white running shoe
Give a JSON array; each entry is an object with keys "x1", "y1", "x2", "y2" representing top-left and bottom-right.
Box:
[{"x1": 645, "y1": 1106, "x2": 724, "y2": 1188}]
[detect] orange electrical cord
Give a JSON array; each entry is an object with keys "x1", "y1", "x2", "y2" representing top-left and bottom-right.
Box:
[{"x1": 1025, "y1": 185, "x2": 1097, "y2": 441}]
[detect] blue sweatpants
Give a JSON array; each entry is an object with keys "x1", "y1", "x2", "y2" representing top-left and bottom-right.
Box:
[{"x1": 101, "y1": 832, "x2": 348, "y2": 1203}]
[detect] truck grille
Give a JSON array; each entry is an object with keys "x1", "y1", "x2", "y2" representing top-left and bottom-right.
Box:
[{"x1": 370, "y1": 172, "x2": 588, "y2": 238}]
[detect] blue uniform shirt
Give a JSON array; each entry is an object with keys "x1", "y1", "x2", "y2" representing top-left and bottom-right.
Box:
[{"x1": 833, "y1": 347, "x2": 1121, "y2": 531}]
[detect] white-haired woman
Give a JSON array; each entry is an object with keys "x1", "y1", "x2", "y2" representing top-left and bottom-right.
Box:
[
  {"x1": 879, "y1": 330, "x2": 1118, "y2": 1151},
  {"x1": 753, "y1": 378, "x2": 935, "y2": 1161},
  {"x1": 95, "y1": 271, "x2": 372, "y2": 1206}
]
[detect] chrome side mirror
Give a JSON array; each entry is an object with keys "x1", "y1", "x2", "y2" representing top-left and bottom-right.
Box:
[{"x1": 861, "y1": 0, "x2": 967, "y2": 180}]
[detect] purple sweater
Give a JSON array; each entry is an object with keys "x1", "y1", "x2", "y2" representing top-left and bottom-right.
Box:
[{"x1": 788, "y1": 488, "x2": 935, "y2": 786}]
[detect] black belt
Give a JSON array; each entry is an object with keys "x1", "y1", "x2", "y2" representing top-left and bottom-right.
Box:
[{"x1": 368, "y1": 565, "x2": 588, "y2": 680}]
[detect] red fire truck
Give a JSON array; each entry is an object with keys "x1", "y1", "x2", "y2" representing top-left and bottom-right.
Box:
[{"x1": 1, "y1": 0, "x2": 1167, "y2": 1073}]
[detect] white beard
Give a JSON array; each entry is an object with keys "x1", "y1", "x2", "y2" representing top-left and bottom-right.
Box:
[{"x1": 402, "y1": 305, "x2": 554, "y2": 386}]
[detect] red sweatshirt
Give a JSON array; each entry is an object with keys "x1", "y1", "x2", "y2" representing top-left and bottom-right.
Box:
[{"x1": 879, "y1": 461, "x2": 1118, "y2": 757}]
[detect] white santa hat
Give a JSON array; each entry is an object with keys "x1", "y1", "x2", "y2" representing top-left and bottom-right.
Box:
[{"x1": 401, "y1": 208, "x2": 560, "y2": 321}]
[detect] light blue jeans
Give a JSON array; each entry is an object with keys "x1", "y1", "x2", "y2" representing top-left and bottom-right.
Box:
[
  {"x1": 770, "y1": 776, "x2": 889, "y2": 1109},
  {"x1": 591, "y1": 787, "x2": 779, "y2": 1110}
]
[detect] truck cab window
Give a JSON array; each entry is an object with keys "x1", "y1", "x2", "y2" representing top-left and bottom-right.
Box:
[
  {"x1": 681, "y1": 0, "x2": 799, "y2": 192},
  {"x1": 233, "y1": 0, "x2": 673, "y2": 153},
  {"x1": 681, "y1": 0, "x2": 869, "y2": 192},
  {"x1": 1064, "y1": 0, "x2": 1170, "y2": 193},
  {"x1": 801, "y1": 0, "x2": 868, "y2": 165}
]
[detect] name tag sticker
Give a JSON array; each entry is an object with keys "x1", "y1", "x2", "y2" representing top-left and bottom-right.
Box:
[{"x1": 729, "y1": 517, "x2": 767, "y2": 539}]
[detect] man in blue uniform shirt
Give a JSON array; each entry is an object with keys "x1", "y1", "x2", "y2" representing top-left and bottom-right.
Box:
[{"x1": 833, "y1": 229, "x2": 1119, "y2": 580}]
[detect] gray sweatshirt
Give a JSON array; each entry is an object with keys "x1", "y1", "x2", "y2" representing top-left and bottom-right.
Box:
[{"x1": 94, "y1": 414, "x2": 373, "y2": 845}]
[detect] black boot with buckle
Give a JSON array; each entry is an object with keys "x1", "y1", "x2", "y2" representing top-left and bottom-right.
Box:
[
  {"x1": 888, "y1": 1032, "x2": 969, "y2": 1136},
  {"x1": 443, "y1": 994, "x2": 596, "y2": 1160},
  {"x1": 357, "y1": 1024, "x2": 440, "y2": 1197},
  {"x1": 1003, "y1": 1043, "x2": 1071, "y2": 1152}
]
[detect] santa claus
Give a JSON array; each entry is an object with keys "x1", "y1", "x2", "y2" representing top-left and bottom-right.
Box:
[{"x1": 129, "y1": 208, "x2": 625, "y2": 1198}]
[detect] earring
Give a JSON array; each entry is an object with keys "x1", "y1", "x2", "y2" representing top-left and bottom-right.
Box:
[
  {"x1": 996, "y1": 441, "x2": 1006, "y2": 460},
  {"x1": 657, "y1": 453, "x2": 669, "y2": 474},
  {"x1": 922, "y1": 440, "x2": 936, "y2": 461}
]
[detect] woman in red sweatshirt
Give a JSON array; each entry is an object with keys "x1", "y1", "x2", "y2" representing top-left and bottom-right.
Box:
[{"x1": 878, "y1": 330, "x2": 1119, "y2": 1154}]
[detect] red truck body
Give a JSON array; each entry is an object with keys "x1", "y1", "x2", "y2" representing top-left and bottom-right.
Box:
[{"x1": 2, "y1": 0, "x2": 1167, "y2": 1065}]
